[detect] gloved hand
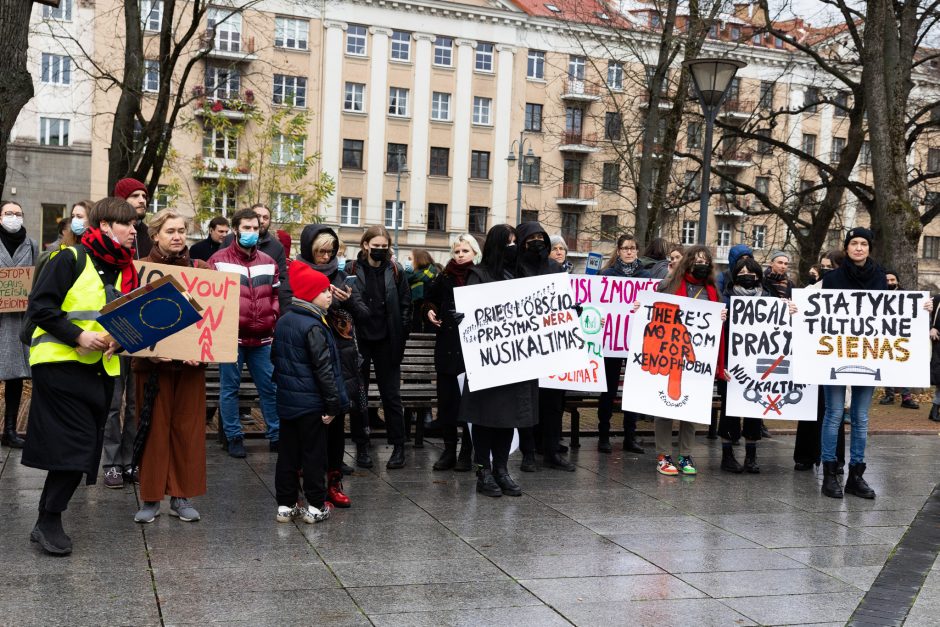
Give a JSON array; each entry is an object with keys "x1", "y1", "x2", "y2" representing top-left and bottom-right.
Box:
[
  {"x1": 570, "y1": 303, "x2": 584, "y2": 317},
  {"x1": 641, "y1": 301, "x2": 696, "y2": 400}
]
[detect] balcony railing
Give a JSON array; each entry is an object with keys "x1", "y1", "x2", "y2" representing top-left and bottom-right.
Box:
[
  {"x1": 558, "y1": 183, "x2": 595, "y2": 200},
  {"x1": 721, "y1": 98, "x2": 755, "y2": 114},
  {"x1": 716, "y1": 150, "x2": 754, "y2": 165},
  {"x1": 561, "y1": 79, "x2": 602, "y2": 100},
  {"x1": 561, "y1": 131, "x2": 597, "y2": 147}
]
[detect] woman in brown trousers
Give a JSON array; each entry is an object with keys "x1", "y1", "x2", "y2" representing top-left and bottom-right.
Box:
[{"x1": 133, "y1": 209, "x2": 209, "y2": 523}]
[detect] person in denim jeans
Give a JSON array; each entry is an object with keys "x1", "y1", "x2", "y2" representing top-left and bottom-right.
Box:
[{"x1": 209, "y1": 209, "x2": 281, "y2": 458}]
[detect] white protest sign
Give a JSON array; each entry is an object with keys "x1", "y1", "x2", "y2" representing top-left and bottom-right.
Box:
[
  {"x1": 540, "y1": 342, "x2": 607, "y2": 392},
  {"x1": 726, "y1": 296, "x2": 818, "y2": 421},
  {"x1": 570, "y1": 275, "x2": 660, "y2": 358},
  {"x1": 622, "y1": 291, "x2": 724, "y2": 424},
  {"x1": 454, "y1": 273, "x2": 587, "y2": 392},
  {"x1": 792, "y1": 288, "x2": 930, "y2": 387}
]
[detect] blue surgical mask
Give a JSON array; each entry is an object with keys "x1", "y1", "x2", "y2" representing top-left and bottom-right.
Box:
[
  {"x1": 239, "y1": 231, "x2": 259, "y2": 248},
  {"x1": 336, "y1": 255, "x2": 346, "y2": 268},
  {"x1": 70, "y1": 217, "x2": 87, "y2": 235}
]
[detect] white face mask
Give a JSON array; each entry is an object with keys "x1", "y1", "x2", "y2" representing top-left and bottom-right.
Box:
[
  {"x1": 1, "y1": 215, "x2": 23, "y2": 233},
  {"x1": 336, "y1": 255, "x2": 346, "y2": 268}
]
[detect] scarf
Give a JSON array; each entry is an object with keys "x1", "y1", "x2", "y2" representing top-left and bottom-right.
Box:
[
  {"x1": 81, "y1": 227, "x2": 140, "y2": 293},
  {"x1": 732, "y1": 285, "x2": 763, "y2": 297},
  {"x1": 616, "y1": 258, "x2": 643, "y2": 277},
  {"x1": 310, "y1": 256, "x2": 339, "y2": 278},
  {"x1": 147, "y1": 245, "x2": 193, "y2": 268},
  {"x1": 0, "y1": 225, "x2": 27, "y2": 258},
  {"x1": 843, "y1": 258, "x2": 878, "y2": 288},
  {"x1": 444, "y1": 259, "x2": 473, "y2": 287},
  {"x1": 674, "y1": 276, "x2": 725, "y2": 380},
  {"x1": 764, "y1": 269, "x2": 792, "y2": 299}
]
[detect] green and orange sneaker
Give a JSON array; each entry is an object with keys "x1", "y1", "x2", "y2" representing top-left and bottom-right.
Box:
[
  {"x1": 657, "y1": 455, "x2": 678, "y2": 476},
  {"x1": 677, "y1": 455, "x2": 697, "y2": 475}
]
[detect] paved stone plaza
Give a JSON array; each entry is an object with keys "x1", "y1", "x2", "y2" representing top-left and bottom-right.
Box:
[{"x1": 1, "y1": 434, "x2": 938, "y2": 626}]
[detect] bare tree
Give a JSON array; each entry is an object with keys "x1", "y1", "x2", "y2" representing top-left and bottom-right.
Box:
[{"x1": 0, "y1": 1, "x2": 38, "y2": 199}]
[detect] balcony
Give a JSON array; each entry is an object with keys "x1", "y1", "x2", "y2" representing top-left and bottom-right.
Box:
[
  {"x1": 720, "y1": 99, "x2": 754, "y2": 121},
  {"x1": 559, "y1": 132, "x2": 600, "y2": 153},
  {"x1": 715, "y1": 150, "x2": 753, "y2": 169},
  {"x1": 640, "y1": 94, "x2": 673, "y2": 110},
  {"x1": 561, "y1": 79, "x2": 602, "y2": 102},
  {"x1": 556, "y1": 183, "x2": 597, "y2": 207},
  {"x1": 712, "y1": 245, "x2": 731, "y2": 265},
  {"x1": 193, "y1": 158, "x2": 252, "y2": 181},
  {"x1": 193, "y1": 93, "x2": 256, "y2": 120},
  {"x1": 199, "y1": 31, "x2": 258, "y2": 62}
]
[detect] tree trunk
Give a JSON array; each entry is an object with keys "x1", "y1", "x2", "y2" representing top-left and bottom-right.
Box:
[
  {"x1": 0, "y1": 1, "x2": 36, "y2": 199},
  {"x1": 108, "y1": 0, "x2": 145, "y2": 194}
]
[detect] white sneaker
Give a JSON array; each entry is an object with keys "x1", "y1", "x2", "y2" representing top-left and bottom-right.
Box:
[
  {"x1": 298, "y1": 503, "x2": 332, "y2": 524},
  {"x1": 276, "y1": 506, "x2": 297, "y2": 523}
]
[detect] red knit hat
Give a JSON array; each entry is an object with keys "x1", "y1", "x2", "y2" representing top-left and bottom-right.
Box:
[
  {"x1": 290, "y1": 260, "x2": 330, "y2": 302},
  {"x1": 113, "y1": 177, "x2": 148, "y2": 199}
]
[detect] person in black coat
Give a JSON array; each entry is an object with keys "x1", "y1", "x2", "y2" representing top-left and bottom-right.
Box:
[
  {"x1": 425, "y1": 234, "x2": 480, "y2": 471},
  {"x1": 189, "y1": 216, "x2": 230, "y2": 262},
  {"x1": 929, "y1": 294, "x2": 940, "y2": 422}
]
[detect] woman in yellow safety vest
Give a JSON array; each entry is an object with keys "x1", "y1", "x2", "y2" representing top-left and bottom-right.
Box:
[{"x1": 21, "y1": 197, "x2": 138, "y2": 556}]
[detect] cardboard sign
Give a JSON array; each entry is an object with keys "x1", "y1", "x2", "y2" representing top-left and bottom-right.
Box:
[
  {"x1": 134, "y1": 262, "x2": 240, "y2": 362},
  {"x1": 622, "y1": 291, "x2": 724, "y2": 424},
  {"x1": 454, "y1": 273, "x2": 587, "y2": 392},
  {"x1": 569, "y1": 275, "x2": 661, "y2": 358},
  {"x1": 0, "y1": 267, "x2": 34, "y2": 313},
  {"x1": 792, "y1": 289, "x2": 930, "y2": 387},
  {"x1": 726, "y1": 296, "x2": 818, "y2": 421}
]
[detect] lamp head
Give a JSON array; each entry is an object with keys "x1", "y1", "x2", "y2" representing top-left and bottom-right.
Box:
[{"x1": 684, "y1": 58, "x2": 746, "y2": 108}]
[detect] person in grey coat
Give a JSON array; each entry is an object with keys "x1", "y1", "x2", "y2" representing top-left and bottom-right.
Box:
[{"x1": 0, "y1": 201, "x2": 38, "y2": 448}]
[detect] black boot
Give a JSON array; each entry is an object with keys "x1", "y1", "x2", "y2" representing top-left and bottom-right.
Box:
[
  {"x1": 544, "y1": 452, "x2": 576, "y2": 472},
  {"x1": 30, "y1": 511, "x2": 72, "y2": 556},
  {"x1": 597, "y1": 437, "x2": 612, "y2": 453},
  {"x1": 622, "y1": 438, "x2": 645, "y2": 454},
  {"x1": 476, "y1": 468, "x2": 502, "y2": 497},
  {"x1": 355, "y1": 442, "x2": 373, "y2": 469},
  {"x1": 2, "y1": 411, "x2": 24, "y2": 448},
  {"x1": 433, "y1": 443, "x2": 458, "y2": 471},
  {"x1": 743, "y1": 443, "x2": 760, "y2": 474},
  {"x1": 493, "y1": 466, "x2": 522, "y2": 496},
  {"x1": 453, "y1": 437, "x2": 473, "y2": 472},
  {"x1": 520, "y1": 453, "x2": 538, "y2": 472},
  {"x1": 386, "y1": 444, "x2": 405, "y2": 469},
  {"x1": 721, "y1": 444, "x2": 743, "y2": 473},
  {"x1": 929, "y1": 404, "x2": 940, "y2": 422},
  {"x1": 821, "y1": 461, "x2": 843, "y2": 499},
  {"x1": 845, "y1": 463, "x2": 876, "y2": 499}
]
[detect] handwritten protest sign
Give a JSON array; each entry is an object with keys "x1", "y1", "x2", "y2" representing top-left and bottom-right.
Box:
[
  {"x1": 726, "y1": 296, "x2": 817, "y2": 421},
  {"x1": 133, "y1": 262, "x2": 240, "y2": 362},
  {"x1": 540, "y1": 333, "x2": 607, "y2": 392},
  {"x1": 0, "y1": 267, "x2": 33, "y2": 313},
  {"x1": 792, "y1": 288, "x2": 929, "y2": 387},
  {"x1": 622, "y1": 291, "x2": 724, "y2": 423},
  {"x1": 570, "y1": 275, "x2": 660, "y2": 358},
  {"x1": 455, "y1": 273, "x2": 586, "y2": 392}
]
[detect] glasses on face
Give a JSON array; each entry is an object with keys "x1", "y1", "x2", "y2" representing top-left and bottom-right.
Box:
[
  {"x1": 1, "y1": 211, "x2": 23, "y2": 218},
  {"x1": 619, "y1": 246, "x2": 637, "y2": 251}
]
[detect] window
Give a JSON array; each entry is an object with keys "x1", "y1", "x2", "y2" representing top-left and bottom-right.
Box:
[
  {"x1": 41, "y1": 53, "x2": 71, "y2": 85},
  {"x1": 522, "y1": 157, "x2": 540, "y2": 184},
  {"x1": 470, "y1": 150, "x2": 490, "y2": 179},
  {"x1": 431, "y1": 92, "x2": 451, "y2": 121},
  {"x1": 204, "y1": 183, "x2": 238, "y2": 216},
  {"x1": 566, "y1": 106, "x2": 584, "y2": 134},
  {"x1": 601, "y1": 215, "x2": 618, "y2": 241},
  {"x1": 521, "y1": 210, "x2": 539, "y2": 223},
  {"x1": 687, "y1": 122, "x2": 702, "y2": 149},
  {"x1": 800, "y1": 179, "x2": 816, "y2": 204},
  {"x1": 344, "y1": 82, "x2": 365, "y2": 112},
  {"x1": 434, "y1": 36, "x2": 453, "y2": 66},
  {"x1": 273, "y1": 75, "x2": 307, "y2": 107},
  {"x1": 730, "y1": 26, "x2": 741, "y2": 40},
  {"x1": 204, "y1": 65, "x2": 240, "y2": 99},
  {"x1": 524, "y1": 103, "x2": 543, "y2": 131},
  {"x1": 607, "y1": 61, "x2": 624, "y2": 90},
  {"x1": 929, "y1": 148, "x2": 940, "y2": 173},
  {"x1": 753, "y1": 32, "x2": 762, "y2": 44},
  {"x1": 275, "y1": 17, "x2": 308, "y2": 50},
  {"x1": 527, "y1": 50, "x2": 545, "y2": 79},
  {"x1": 860, "y1": 141, "x2": 872, "y2": 166},
  {"x1": 472, "y1": 97, "x2": 492, "y2": 125},
  {"x1": 475, "y1": 42, "x2": 494, "y2": 72},
  {"x1": 207, "y1": 8, "x2": 242, "y2": 52},
  {"x1": 645, "y1": 65, "x2": 669, "y2": 96},
  {"x1": 752, "y1": 224, "x2": 766, "y2": 249},
  {"x1": 759, "y1": 81, "x2": 774, "y2": 109},
  {"x1": 142, "y1": 60, "x2": 160, "y2": 92},
  {"x1": 384, "y1": 201, "x2": 404, "y2": 229},
  {"x1": 602, "y1": 163, "x2": 619, "y2": 191},
  {"x1": 681, "y1": 220, "x2": 698, "y2": 245},
  {"x1": 141, "y1": 0, "x2": 163, "y2": 31},
  {"x1": 605, "y1": 112, "x2": 622, "y2": 141},
  {"x1": 708, "y1": 24, "x2": 718, "y2": 38},
  {"x1": 683, "y1": 171, "x2": 700, "y2": 198},
  {"x1": 391, "y1": 30, "x2": 411, "y2": 61},
  {"x1": 568, "y1": 55, "x2": 586, "y2": 80},
  {"x1": 830, "y1": 137, "x2": 846, "y2": 164},
  {"x1": 833, "y1": 90, "x2": 849, "y2": 117},
  {"x1": 342, "y1": 139, "x2": 364, "y2": 170},
  {"x1": 386, "y1": 143, "x2": 407, "y2": 172},
  {"x1": 561, "y1": 212, "x2": 579, "y2": 248},
  {"x1": 39, "y1": 118, "x2": 70, "y2": 146},
  {"x1": 427, "y1": 203, "x2": 447, "y2": 231},
  {"x1": 775, "y1": 36, "x2": 784, "y2": 48},
  {"x1": 804, "y1": 87, "x2": 820, "y2": 113},
  {"x1": 203, "y1": 127, "x2": 238, "y2": 159},
  {"x1": 346, "y1": 24, "x2": 367, "y2": 55},
  {"x1": 754, "y1": 176, "x2": 770, "y2": 196},
  {"x1": 924, "y1": 236, "x2": 940, "y2": 260},
  {"x1": 802, "y1": 133, "x2": 817, "y2": 157},
  {"x1": 717, "y1": 221, "x2": 732, "y2": 247},
  {"x1": 469, "y1": 206, "x2": 488, "y2": 234},
  {"x1": 429, "y1": 147, "x2": 449, "y2": 176},
  {"x1": 148, "y1": 185, "x2": 170, "y2": 213},
  {"x1": 340, "y1": 198, "x2": 360, "y2": 226},
  {"x1": 270, "y1": 193, "x2": 302, "y2": 222},
  {"x1": 271, "y1": 134, "x2": 304, "y2": 165},
  {"x1": 43, "y1": 0, "x2": 72, "y2": 20},
  {"x1": 756, "y1": 129, "x2": 773, "y2": 155},
  {"x1": 388, "y1": 87, "x2": 409, "y2": 116},
  {"x1": 650, "y1": 13, "x2": 662, "y2": 28}
]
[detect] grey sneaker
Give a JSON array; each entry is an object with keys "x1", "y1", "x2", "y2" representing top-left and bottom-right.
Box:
[
  {"x1": 134, "y1": 501, "x2": 161, "y2": 523},
  {"x1": 169, "y1": 497, "x2": 200, "y2": 522},
  {"x1": 276, "y1": 505, "x2": 297, "y2": 523},
  {"x1": 103, "y1": 466, "x2": 124, "y2": 489},
  {"x1": 298, "y1": 503, "x2": 332, "y2": 524}
]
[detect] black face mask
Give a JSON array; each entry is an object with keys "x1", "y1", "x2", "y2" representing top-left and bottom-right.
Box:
[
  {"x1": 736, "y1": 275, "x2": 759, "y2": 289},
  {"x1": 691, "y1": 263, "x2": 711, "y2": 279},
  {"x1": 503, "y1": 243, "x2": 518, "y2": 265},
  {"x1": 819, "y1": 267, "x2": 832, "y2": 277},
  {"x1": 889, "y1": 283, "x2": 899, "y2": 291},
  {"x1": 526, "y1": 240, "x2": 547, "y2": 254},
  {"x1": 369, "y1": 248, "x2": 389, "y2": 263}
]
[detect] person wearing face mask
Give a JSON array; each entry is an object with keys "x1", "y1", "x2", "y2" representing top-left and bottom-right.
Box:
[
  {"x1": 113, "y1": 178, "x2": 152, "y2": 258},
  {"x1": 21, "y1": 198, "x2": 131, "y2": 554},
  {"x1": 222, "y1": 204, "x2": 292, "y2": 311},
  {"x1": 716, "y1": 244, "x2": 753, "y2": 294},
  {"x1": 345, "y1": 225, "x2": 412, "y2": 469},
  {"x1": 208, "y1": 208, "x2": 282, "y2": 458},
  {"x1": 0, "y1": 201, "x2": 38, "y2": 448}
]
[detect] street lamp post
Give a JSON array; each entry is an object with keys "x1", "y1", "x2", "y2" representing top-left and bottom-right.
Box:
[
  {"x1": 683, "y1": 57, "x2": 746, "y2": 246},
  {"x1": 393, "y1": 148, "x2": 407, "y2": 257},
  {"x1": 506, "y1": 131, "x2": 536, "y2": 226}
]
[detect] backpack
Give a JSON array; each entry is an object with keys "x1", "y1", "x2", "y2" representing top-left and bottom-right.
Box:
[{"x1": 19, "y1": 246, "x2": 88, "y2": 345}]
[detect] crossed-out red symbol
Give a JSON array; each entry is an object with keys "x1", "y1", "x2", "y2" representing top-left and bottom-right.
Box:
[{"x1": 763, "y1": 394, "x2": 783, "y2": 416}]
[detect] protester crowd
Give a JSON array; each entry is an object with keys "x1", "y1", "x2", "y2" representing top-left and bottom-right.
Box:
[{"x1": 1, "y1": 182, "x2": 938, "y2": 556}]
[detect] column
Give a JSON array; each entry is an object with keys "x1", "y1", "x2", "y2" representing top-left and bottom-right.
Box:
[
  {"x1": 449, "y1": 39, "x2": 476, "y2": 232},
  {"x1": 365, "y1": 27, "x2": 392, "y2": 224},
  {"x1": 408, "y1": 33, "x2": 435, "y2": 239},
  {"x1": 491, "y1": 44, "x2": 515, "y2": 226},
  {"x1": 320, "y1": 21, "x2": 346, "y2": 222}
]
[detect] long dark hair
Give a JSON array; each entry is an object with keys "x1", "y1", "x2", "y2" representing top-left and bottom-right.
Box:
[
  {"x1": 480, "y1": 224, "x2": 516, "y2": 280},
  {"x1": 730, "y1": 257, "x2": 767, "y2": 291},
  {"x1": 659, "y1": 245, "x2": 715, "y2": 294},
  {"x1": 604, "y1": 233, "x2": 636, "y2": 269},
  {"x1": 642, "y1": 237, "x2": 670, "y2": 261}
]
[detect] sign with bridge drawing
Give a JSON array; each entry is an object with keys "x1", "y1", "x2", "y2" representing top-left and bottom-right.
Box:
[
  {"x1": 791, "y1": 288, "x2": 931, "y2": 388},
  {"x1": 726, "y1": 296, "x2": 817, "y2": 421}
]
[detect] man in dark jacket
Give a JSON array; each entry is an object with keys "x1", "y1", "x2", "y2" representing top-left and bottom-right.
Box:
[
  {"x1": 223, "y1": 204, "x2": 292, "y2": 312},
  {"x1": 764, "y1": 250, "x2": 795, "y2": 299},
  {"x1": 190, "y1": 216, "x2": 230, "y2": 262},
  {"x1": 209, "y1": 208, "x2": 281, "y2": 458}
]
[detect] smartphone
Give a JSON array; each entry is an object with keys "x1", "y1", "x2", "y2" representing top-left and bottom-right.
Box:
[{"x1": 344, "y1": 275, "x2": 357, "y2": 288}]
